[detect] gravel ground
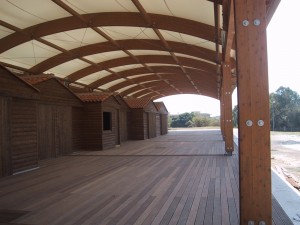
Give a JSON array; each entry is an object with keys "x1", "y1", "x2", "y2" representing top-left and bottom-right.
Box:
[{"x1": 271, "y1": 132, "x2": 300, "y2": 188}]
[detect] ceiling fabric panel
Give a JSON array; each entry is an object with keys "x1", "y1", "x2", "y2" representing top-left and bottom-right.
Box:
[
  {"x1": 139, "y1": 0, "x2": 215, "y2": 26},
  {"x1": 99, "y1": 78, "x2": 127, "y2": 89},
  {"x1": 83, "y1": 51, "x2": 128, "y2": 64},
  {"x1": 77, "y1": 71, "x2": 111, "y2": 85},
  {"x1": 0, "y1": 0, "x2": 70, "y2": 29},
  {"x1": 61, "y1": 0, "x2": 139, "y2": 14},
  {"x1": 46, "y1": 59, "x2": 90, "y2": 78},
  {"x1": 99, "y1": 26, "x2": 159, "y2": 41},
  {"x1": 42, "y1": 28, "x2": 107, "y2": 50},
  {"x1": 0, "y1": 40, "x2": 61, "y2": 68},
  {"x1": 0, "y1": 25, "x2": 14, "y2": 39},
  {"x1": 0, "y1": 0, "x2": 245, "y2": 100}
]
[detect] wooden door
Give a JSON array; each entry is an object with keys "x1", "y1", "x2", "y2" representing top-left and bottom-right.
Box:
[
  {"x1": 38, "y1": 104, "x2": 55, "y2": 159},
  {"x1": 55, "y1": 106, "x2": 72, "y2": 156}
]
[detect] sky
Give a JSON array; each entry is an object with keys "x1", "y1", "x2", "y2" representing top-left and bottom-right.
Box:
[{"x1": 156, "y1": 1, "x2": 300, "y2": 116}]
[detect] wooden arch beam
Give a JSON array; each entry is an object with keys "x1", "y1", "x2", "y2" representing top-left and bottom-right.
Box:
[
  {"x1": 0, "y1": 12, "x2": 217, "y2": 54},
  {"x1": 31, "y1": 40, "x2": 218, "y2": 74},
  {"x1": 88, "y1": 66, "x2": 217, "y2": 89},
  {"x1": 113, "y1": 77, "x2": 218, "y2": 99},
  {"x1": 66, "y1": 55, "x2": 217, "y2": 83}
]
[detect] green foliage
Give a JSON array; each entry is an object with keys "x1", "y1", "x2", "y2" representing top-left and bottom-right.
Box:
[
  {"x1": 270, "y1": 86, "x2": 300, "y2": 131},
  {"x1": 233, "y1": 86, "x2": 300, "y2": 131},
  {"x1": 169, "y1": 112, "x2": 219, "y2": 128},
  {"x1": 232, "y1": 105, "x2": 238, "y2": 128}
]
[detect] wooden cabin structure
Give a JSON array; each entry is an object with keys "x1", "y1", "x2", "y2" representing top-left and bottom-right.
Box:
[
  {"x1": 77, "y1": 92, "x2": 122, "y2": 150},
  {"x1": 0, "y1": 66, "x2": 39, "y2": 176},
  {"x1": 0, "y1": 0, "x2": 282, "y2": 224},
  {"x1": 154, "y1": 101, "x2": 169, "y2": 135},
  {"x1": 125, "y1": 98, "x2": 160, "y2": 140},
  {"x1": 21, "y1": 75, "x2": 83, "y2": 159}
]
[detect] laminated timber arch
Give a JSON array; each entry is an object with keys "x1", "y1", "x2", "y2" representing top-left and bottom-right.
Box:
[{"x1": 0, "y1": 0, "x2": 281, "y2": 224}]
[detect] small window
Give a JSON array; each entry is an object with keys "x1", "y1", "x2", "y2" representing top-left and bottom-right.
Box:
[{"x1": 103, "y1": 112, "x2": 112, "y2": 131}]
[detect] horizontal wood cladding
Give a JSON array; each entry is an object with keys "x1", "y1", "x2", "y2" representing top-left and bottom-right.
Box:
[
  {"x1": 0, "y1": 66, "x2": 38, "y2": 99},
  {"x1": 34, "y1": 79, "x2": 82, "y2": 107},
  {"x1": 82, "y1": 103, "x2": 102, "y2": 150},
  {"x1": 148, "y1": 112, "x2": 156, "y2": 139},
  {"x1": 72, "y1": 107, "x2": 84, "y2": 151},
  {"x1": 161, "y1": 115, "x2": 168, "y2": 135},
  {"x1": 102, "y1": 106, "x2": 117, "y2": 150},
  {"x1": 0, "y1": 97, "x2": 12, "y2": 177},
  {"x1": 156, "y1": 114, "x2": 161, "y2": 137},
  {"x1": 144, "y1": 112, "x2": 148, "y2": 139},
  {"x1": 128, "y1": 109, "x2": 145, "y2": 140},
  {"x1": 119, "y1": 110, "x2": 128, "y2": 142},
  {"x1": 11, "y1": 99, "x2": 38, "y2": 174}
]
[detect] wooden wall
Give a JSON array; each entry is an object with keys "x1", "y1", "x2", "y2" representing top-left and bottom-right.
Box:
[
  {"x1": 101, "y1": 96, "x2": 120, "y2": 150},
  {"x1": 0, "y1": 97, "x2": 11, "y2": 177},
  {"x1": 82, "y1": 103, "x2": 102, "y2": 150},
  {"x1": 115, "y1": 95, "x2": 130, "y2": 143},
  {"x1": 11, "y1": 99, "x2": 38, "y2": 173},
  {"x1": 37, "y1": 105, "x2": 72, "y2": 159},
  {"x1": 0, "y1": 67, "x2": 39, "y2": 177},
  {"x1": 34, "y1": 79, "x2": 82, "y2": 159},
  {"x1": 128, "y1": 109, "x2": 145, "y2": 140},
  {"x1": 81, "y1": 96, "x2": 120, "y2": 150},
  {"x1": 148, "y1": 112, "x2": 157, "y2": 139},
  {"x1": 72, "y1": 107, "x2": 84, "y2": 151},
  {"x1": 156, "y1": 114, "x2": 161, "y2": 136},
  {"x1": 161, "y1": 114, "x2": 168, "y2": 135}
]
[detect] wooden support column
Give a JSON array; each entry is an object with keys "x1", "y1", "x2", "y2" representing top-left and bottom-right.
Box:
[
  {"x1": 220, "y1": 92, "x2": 225, "y2": 139},
  {"x1": 222, "y1": 63, "x2": 234, "y2": 153},
  {"x1": 234, "y1": 0, "x2": 271, "y2": 224}
]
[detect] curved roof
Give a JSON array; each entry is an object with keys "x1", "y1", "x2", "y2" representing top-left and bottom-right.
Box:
[{"x1": 0, "y1": 0, "x2": 279, "y2": 100}]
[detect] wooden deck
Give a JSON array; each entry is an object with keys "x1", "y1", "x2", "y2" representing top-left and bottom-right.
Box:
[{"x1": 0, "y1": 129, "x2": 292, "y2": 225}]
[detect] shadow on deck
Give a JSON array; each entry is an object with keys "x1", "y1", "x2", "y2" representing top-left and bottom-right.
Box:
[{"x1": 0, "y1": 129, "x2": 292, "y2": 225}]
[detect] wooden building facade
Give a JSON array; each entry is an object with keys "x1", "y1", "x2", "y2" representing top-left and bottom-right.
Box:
[
  {"x1": 0, "y1": 66, "x2": 39, "y2": 177},
  {"x1": 125, "y1": 98, "x2": 160, "y2": 140},
  {"x1": 154, "y1": 102, "x2": 169, "y2": 135},
  {"x1": 21, "y1": 75, "x2": 83, "y2": 160},
  {"x1": 77, "y1": 92, "x2": 122, "y2": 150}
]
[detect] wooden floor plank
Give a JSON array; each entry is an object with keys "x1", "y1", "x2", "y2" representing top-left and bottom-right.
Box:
[{"x1": 0, "y1": 129, "x2": 293, "y2": 225}]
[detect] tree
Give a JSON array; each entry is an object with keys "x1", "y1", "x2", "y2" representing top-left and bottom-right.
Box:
[
  {"x1": 270, "y1": 86, "x2": 300, "y2": 131},
  {"x1": 170, "y1": 112, "x2": 193, "y2": 127},
  {"x1": 232, "y1": 105, "x2": 238, "y2": 128}
]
